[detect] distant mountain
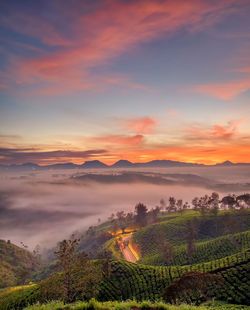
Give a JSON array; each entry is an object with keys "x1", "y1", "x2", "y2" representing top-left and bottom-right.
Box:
[
  {"x1": 81, "y1": 160, "x2": 108, "y2": 169},
  {"x1": 47, "y1": 162, "x2": 79, "y2": 169},
  {"x1": 0, "y1": 162, "x2": 41, "y2": 171},
  {"x1": 215, "y1": 161, "x2": 250, "y2": 166},
  {"x1": 111, "y1": 160, "x2": 134, "y2": 168},
  {"x1": 0, "y1": 159, "x2": 249, "y2": 171},
  {"x1": 137, "y1": 160, "x2": 203, "y2": 168}
]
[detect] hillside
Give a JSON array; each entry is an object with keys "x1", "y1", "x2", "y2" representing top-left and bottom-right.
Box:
[
  {"x1": 1, "y1": 209, "x2": 249, "y2": 309},
  {"x1": 0, "y1": 240, "x2": 40, "y2": 288},
  {"x1": 132, "y1": 210, "x2": 250, "y2": 265},
  {"x1": 0, "y1": 251, "x2": 249, "y2": 309}
]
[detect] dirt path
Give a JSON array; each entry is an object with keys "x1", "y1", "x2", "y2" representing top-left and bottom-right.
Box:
[{"x1": 119, "y1": 234, "x2": 139, "y2": 263}]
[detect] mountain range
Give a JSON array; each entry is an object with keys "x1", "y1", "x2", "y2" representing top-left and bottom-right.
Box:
[{"x1": 0, "y1": 160, "x2": 249, "y2": 171}]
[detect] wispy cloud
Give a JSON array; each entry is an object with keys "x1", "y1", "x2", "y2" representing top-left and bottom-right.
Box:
[
  {"x1": 89, "y1": 134, "x2": 144, "y2": 147},
  {"x1": 122, "y1": 117, "x2": 157, "y2": 134},
  {"x1": 0, "y1": 148, "x2": 107, "y2": 164},
  {"x1": 185, "y1": 120, "x2": 244, "y2": 141},
  {"x1": 1, "y1": 0, "x2": 244, "y2": 95},
  {"x1": 193, "y1": 78, "x2": 250, "y2": 100}
]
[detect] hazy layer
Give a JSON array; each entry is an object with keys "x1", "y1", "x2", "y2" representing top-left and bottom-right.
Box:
[{"x1": 0, "y1": 166, "x2": 249, "y2": 249}]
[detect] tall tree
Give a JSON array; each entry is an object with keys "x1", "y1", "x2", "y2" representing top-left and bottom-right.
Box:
[
  {"x1": 209, "y1": 192, "x2": 220, "y2": 215},
  {"x1": 54, "y1": 236, "x2": 101, "y2": 302},
  {"x1": 168, "y1": 197, "x2": 177, "y2": 212},
  {"x1": 162, "y1": 241, "x2": 174, "y2": 265},
  {"x1": 135, "y1": 203, "x2": 148, "y2": 227},
  {"x1": 186, "y1": 220, "x2": 197, "y2": 263}
]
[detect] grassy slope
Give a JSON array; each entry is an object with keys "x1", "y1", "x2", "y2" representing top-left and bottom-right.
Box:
[
  {"x1": 133, "y1": 210, "x2": 250, "y2": 265},
  {"x1": 1, "y1": 251, "x2": 249, "y2": 309},
  {"x1": 0, "y1": 240, "x2": 39, "y2": 288},
  {"x1": 99, "y1": 252, "x2": 250, "y2": 304},
  {"x1": 140, "y1": 230, "x2": 250, "y2": 265},
  {"x1": 1, "y1": 210, "x2": 249, "y2": 309}
]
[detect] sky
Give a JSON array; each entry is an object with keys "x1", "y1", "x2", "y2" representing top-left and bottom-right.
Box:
[{"x1": 0, "y1": 0, "x2": 250, "y2": 165}]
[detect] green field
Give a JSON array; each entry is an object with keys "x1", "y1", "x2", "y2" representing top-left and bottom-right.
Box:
[
  {"x1": 0, "y1": 209, "x2": 249, "y2": 310},
  {"x1": 133, "y1": 210, "x2": 250, "y2": 265}
]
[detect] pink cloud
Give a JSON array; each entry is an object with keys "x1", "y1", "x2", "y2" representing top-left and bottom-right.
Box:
[
  {"x1": 90, "y1": 134, "x2": 144, "y2": 146},
  {"x1": 193, "y1": 78, "x2": 250, "y2": 100},
  {"x1": 186, "y1": 120, "x2": 243, "y2": 141},
  {"x1": 123, "y1": 117, "x2": 157, "y2": 134},
  {"x1": 1, "y1": 0, "x2": 244, "y2": 94}
]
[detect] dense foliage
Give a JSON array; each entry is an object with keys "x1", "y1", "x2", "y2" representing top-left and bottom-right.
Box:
[{"x1": 0, "y1": 240, "x2": 40, "y2": 288}]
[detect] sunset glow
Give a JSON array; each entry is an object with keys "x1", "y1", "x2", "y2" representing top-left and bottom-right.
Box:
[{"x1": 0, "y1": 0, "x2": 250, "y2": 164}]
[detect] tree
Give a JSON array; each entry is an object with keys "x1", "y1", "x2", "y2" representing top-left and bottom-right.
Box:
[
  {"x1": 221, "y1": 195, "x2": 236, "y2": 209},
  {"x1": 97, "y1": 249, "x2": 113, "y2": 277},
  {"x1": 183, "y1": 201, "x2": 189, "y2": 211},
  {"x1": 161, "y1": 241, "x2": 174, "y2": 265},
  {"x1": 192, "y1": 197, "x2": 199, "y2": 210},
  {"x1": 167, "y1": 197, "x2": 177, "y2": 212},
  {"x1": 159, "y1": 198, "x2": 166, "y2": 210},
  {"x1": 186, "y1": 220, "x2": 197, "y2": 263},
  {"x1": 163, "y1": 271, "x2": 223, "y2": 305},
  {"x1": 209, "y1": 192, "x2": 219, "y2": 216},
  {"x1": 116, "y1": 211, "x2": 127, "y2": 233},
  {"x1": 176, "y1": 199, "x2": 183, "y2": 214},
  {"x1": 148, "y1": 206, "x2": 160, "y2": 224},
  {"x1": 236, "y1": 193, "x2": 250, "y2": 208},
  {"x1": 54, "y1": 236, "x2": 102, "y2": 303},
  {"x1": 193, "y1": 195, "x2": 210, "y2": 216},
  {"x1": 135, "y1": 203, "x2": 148, "y2": 227}
]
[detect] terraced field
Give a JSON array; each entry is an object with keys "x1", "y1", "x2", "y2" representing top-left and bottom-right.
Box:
[
  {"x1": 1, "y1": 250, "x2": 249, "y2": 309},
  {"x1": 140, "y1": 230, "x2": 250, "y2": 265},
  {"x1": 1, "y1": 210, "x2": 249, "y2": 310},
  {"x1": 99, "y1": 251, "x2": 250, "y2": 304},
  {"x1": 133, "y1": 210, "x2": 250, "y2": 265}
]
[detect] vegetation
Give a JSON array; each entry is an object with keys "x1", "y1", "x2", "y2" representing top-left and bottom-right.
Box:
[
  {"x1": 140, "y1": 231, "x2": 250, "y2": 266},
  {"x1": 133, "y1": 210, "x2": 250, "y2": 265},
  {"x1": 23, "y1": 300, "x2": 250, "y2": 310},
  {"x1": 40, "y1": 237, "x2": 102, "y2": 303},
  {"x1": 0, "y1": 240, "x2": 40, "y2": 288},
  {"x1": 25, "y1": 300, "x2": 249, "y2": 310},
  {"x1": 98, "y1": 251, "x2": 249, "y2": 304},
  {"x1": 0, "y1": 193, "x2": 249, "y2": 309}
]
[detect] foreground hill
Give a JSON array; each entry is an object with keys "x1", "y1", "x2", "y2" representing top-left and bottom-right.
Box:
[
  {"x1": 1, "y1": 209, "x2": 249, "y2": 309},
  {"x1": 0, "y1": 240, "x2": 39, "y2": 288},
  {"x1": 1, "y1": 250, "x2": 249, "y2": 309},
  {"x1": 23, "y1": 300, "x2": 250, "y2": 310}
]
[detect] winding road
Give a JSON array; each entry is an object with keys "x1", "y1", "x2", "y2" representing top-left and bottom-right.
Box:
[{"x1": 119, "y1": 234, "x2": 139, "y2": 263}]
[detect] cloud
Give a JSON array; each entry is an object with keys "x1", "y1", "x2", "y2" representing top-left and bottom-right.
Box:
[
  {"x1": 0, "y1": 192, "x2": 92, "y2": 230},
  {"x1": 185, "y1": 120, "x2": 243, "y2": 141},
  {"x1": 0, "y1": 148, "x2": 107, "y2": 164},
  {"x1": 193, "y1": 78, "x2": 250, "y2": 100},
  {"x1": 123, "y1": 117, "x2": 157, "y2": 134},
  {"x1": 90, "y1": 134, "x2": 144, "y2": 146},
  {"x1": 1, "y1": 0, "x2": 245, "y2": 94}
]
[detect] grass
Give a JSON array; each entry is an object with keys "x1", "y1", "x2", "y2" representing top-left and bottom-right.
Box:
[{"x1": 24, "y1": 299, "x2": 250, "y2": 310}]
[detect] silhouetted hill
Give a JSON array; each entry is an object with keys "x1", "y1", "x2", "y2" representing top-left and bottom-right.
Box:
[
  {"x1": 47, "y1": 162, "x2": 78, "y2": 169},
  {"x1": 111, "y1": 160, "x2": 134, "y2": 168},
  {"x1": 1, "y1": 160, "x2": 250, "y2": 171},
  {"x1": 81, "y1": 160, "x2": 108, "y2": 168}
]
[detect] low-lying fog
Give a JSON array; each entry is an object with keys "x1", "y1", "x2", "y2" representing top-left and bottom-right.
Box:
[{"x1": 0, "y1": 166, "x2": 249, "y2": 250}]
